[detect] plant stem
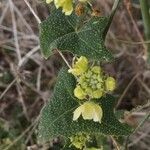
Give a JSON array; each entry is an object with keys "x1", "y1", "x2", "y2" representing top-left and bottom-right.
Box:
[
  {"x1": 110, "y1": 136, "x2": 121, "y2": 150},
  {"x1": 56, "y1": 49, "x2": 72, "y2": 69},
  {"x1": 139, "y1": 0, "x2": 150, "y2": 62},
  {"x1": 23, "y1": 0, "x2": 41, "y2": 24},
  {"x1": 104, "y1": 0, "x2": 121, "y2": 39}
]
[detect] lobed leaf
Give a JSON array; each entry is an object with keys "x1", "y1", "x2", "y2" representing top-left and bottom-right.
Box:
[
  {"x1": 40, "y1": 9, "x2": 113, "y2": 61},
  {"x1": 38, "y1": 68, "x2": 132, "y2": 143}
]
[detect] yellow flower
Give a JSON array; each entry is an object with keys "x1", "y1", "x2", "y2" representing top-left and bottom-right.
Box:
[
  {"x1": 68, "y1": 56, "x2": 88, "y2": 76},
  {"x1": 46, "y1": 0, "x2": 73, "y2": 15},
  {"x1": 73, "y1": 102, "x2": 103, "y2": 123},
  {"x1": 105, "y1": 77, "x2": 116, "y2": 91},
  {"x1": 74, "y1": 85, "x2": 86, "y2": 100},
  {"x1": 55, "y1": 0, "x2": 73, "y2": 15}
]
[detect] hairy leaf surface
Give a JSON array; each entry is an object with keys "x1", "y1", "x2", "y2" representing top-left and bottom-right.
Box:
[
  {"x1": 40, "y1": 9, "x2": 113, "y2": 61},
  {"x1": 38, "y1": 68, "x2": 131, "y2": 142}
]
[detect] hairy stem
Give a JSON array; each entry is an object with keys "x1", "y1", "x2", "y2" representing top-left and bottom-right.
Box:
[{"x1": 139, "y1": 0, "x2": 150, "y2": 62}]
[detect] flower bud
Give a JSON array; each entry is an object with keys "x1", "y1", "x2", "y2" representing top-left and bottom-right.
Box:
[{"x1": 105, "y1": 77, "x2": 116, "y2": 91}]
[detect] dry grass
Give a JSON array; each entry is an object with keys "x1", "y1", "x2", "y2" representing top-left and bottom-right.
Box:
[{"x1": 0, "y1": 0, "x2": 150, "y2": 149}]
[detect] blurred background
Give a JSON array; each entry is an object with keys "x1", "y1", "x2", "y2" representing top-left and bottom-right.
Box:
[{"x1": 0, "y1": 0, "x2": 150, "y2": 149}]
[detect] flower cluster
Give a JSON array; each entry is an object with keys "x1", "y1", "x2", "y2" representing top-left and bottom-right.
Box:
[
  {"x1": 70, "y1": 133, "x2": 89, "y2": 149},
  {"x1": 46, "y1": 0, "x2": 89, "y2": 15},
  {"x1": 69, "y1": 56, "x2": 116, "y2": 100},
  {"x1": 68, "y1": 56, "x2": 116, "y2": 123},
  {"x1": 70, "y1": 133, "x2": 103, "y2": 150}
]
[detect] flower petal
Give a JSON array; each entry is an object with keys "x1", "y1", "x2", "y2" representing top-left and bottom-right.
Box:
[
  {"x1": 62, "y1": 0, "x2": 73, "y2": 15},
  {"x1": 93, "y1": 104, "x2": 103, "y2": 123},
  {"x1": 82, "y1": 102, "x2": 94, "y2": 120},
  {"x1": 73, "y1": 106, "x2": 83, "y2": 121},
  {"x1": 69, "y1": 56, "x2": 88, "y2": 76},
  {"x1": 73, "y1": 102, "x2": 103, "y2": 123},
  {"x1": 54, "y1": 0, "x2": 65, "y2": 8}
]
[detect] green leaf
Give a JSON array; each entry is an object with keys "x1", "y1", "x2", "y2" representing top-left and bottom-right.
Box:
[
  {"x1": 40, "y1": 9, "x2": 113, "y2": 61},
  {"x1": 38, "y1": 68, "x2": 132, "y2": 143}
]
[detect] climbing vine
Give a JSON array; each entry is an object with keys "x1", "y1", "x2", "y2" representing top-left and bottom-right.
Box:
[{"x1": 38, "y1": 0, "x2": 132, "y2": 149}]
